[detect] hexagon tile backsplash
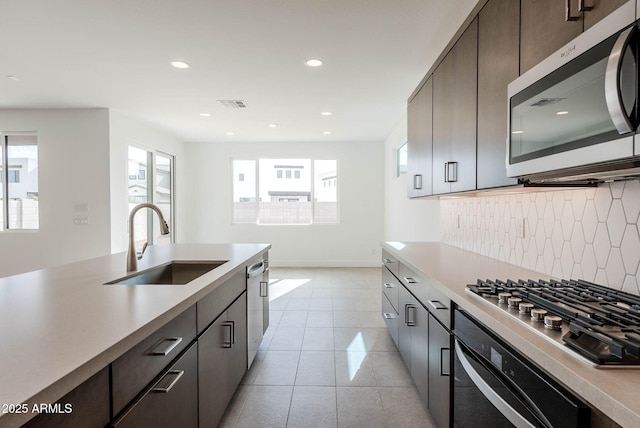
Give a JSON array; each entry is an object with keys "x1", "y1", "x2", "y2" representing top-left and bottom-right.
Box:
[{"x1": 440, "y1": 180, "x2": 640, "y2": 295}]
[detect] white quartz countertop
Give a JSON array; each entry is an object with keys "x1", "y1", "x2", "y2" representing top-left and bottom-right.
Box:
[
  {"x1": 382, "y1": 241, "x2": 639, "y2": 428},
  {"x1": 0, "y1": 243, "x2": 270, "y2": 428}
]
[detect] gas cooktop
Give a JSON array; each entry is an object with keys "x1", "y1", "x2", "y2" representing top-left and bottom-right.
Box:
[{"x1": 467, "y1": 278, "x2": 640, "y2": 366}]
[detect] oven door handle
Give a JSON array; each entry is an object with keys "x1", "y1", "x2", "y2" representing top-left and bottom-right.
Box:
[
  {"x1": 605, "y1": 25, "x2": 636, "y2": 134},
  {"x1": 455, "y1": 340, "x2": 536, "y2": 428}
]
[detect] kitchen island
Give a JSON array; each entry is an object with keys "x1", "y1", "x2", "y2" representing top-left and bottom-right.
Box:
[
  {"x1": 382, "y1": 241, "x2": 639, "y2": 428},
  {"x1": 0, "y1": 243, "x2": 270, "y2": 428}
]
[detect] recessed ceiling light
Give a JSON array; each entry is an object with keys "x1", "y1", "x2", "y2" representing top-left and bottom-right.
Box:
[
  {"x1": 556, "y1": 111, "x2": 569, "y2": 115},
  {"x1": 268, "y1": 123, "x2": 278, "y2": 128},
  {"x1": 171, "y1": 61, "x2": 190, "y2": 69},
  {"x1": 512, "y1": 130, "x2": 524, "y2": 134},
  {"x1": 6, "y1": 75, "x2": 19, "y2": 81},
  {"x1": 226, "y1": 131, "x2": 235, "y2": 136},
  {"x1": 199, "y1": 113, "x2": 211, "y2": 117},
  {"x1": 305, "y1": 59, "x2": 323, "y2": 67},
  {"x1": 322, "y1": 131, "x2": 332, "y2": 135},
  {"x1": 321, "y1": 111, "x2": 333, "y2": 116}
]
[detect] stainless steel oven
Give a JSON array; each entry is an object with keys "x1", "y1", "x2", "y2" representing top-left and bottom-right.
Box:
[
  {"x1": 453, "y1": 310, "x2": 590, "y2": 428},
  {"x1": 507, "y1": 3, "x2": 638, "y2": 183}
]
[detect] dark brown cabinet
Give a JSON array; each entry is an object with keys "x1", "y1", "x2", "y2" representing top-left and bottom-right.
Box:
[
  {"x1": 407, "y1": 77, "x2": 433, "y2": 198},
  {"x1": 23, "y1": 368, "x2": 110, "y2": 428},
  {"x1": 432, "y1": 18, "x2": 478, "y2": 195},
  {"x1": 111, "y1": 343, "x2": 198, "y2": 428},
  {"x1": 520, "y1": 0, "x2": 631, "y2": 73},
  {"x1": 428, "y1": 314, "x2": 452, "y2": 428},
  {"x1": 199, "y1": 292, "x2": 248, "y2": 427},
  {"x1": 476, "y1": 0, "x2": 520, "y2": 189}
]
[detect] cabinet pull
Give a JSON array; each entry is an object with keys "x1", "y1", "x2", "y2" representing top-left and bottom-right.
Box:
[
  {"x1": 405, "y1": 304, "x2": 417, "y2": 327},
  {"x1": 152, "y1": 370, "x2": 185, "y2": 393},
  {"x1": 383, "y1": 312, "x2": 395, "y2": 320},
  {"x1": 578, "y1": 0, "x2": 592, "y2": 11},
  {"x1": 222, "y1": 322, "x2": 233, "y2": 348},
  {"x1": 247, "y1": 260, "x2": 265, "y2": 278},
  {"x1": 565, "y1": 0, "x2": 580, "y2": 21},
  {"x1": 428, "y1": 300, "x2": 448, "y2": 310},
  {"x1": 383, "y1": 282, "x2": 395, "y2": 289},
  {"x1": 383, "y1": 258, "x2": 394, "y2": 264},
  {"x1": 440, "y1": 348, "x2": 451, "y2": 376},
  {"x1": 260, "y1": 281, "x2": 269, "y2": 297},
  {"x1": 403, "y1": 277, "x2": 417, "y2": 284},
  {"x1": 149, "y1": 337, "x2": 183, "y2": 356},
  {"x1": 413, "y1": 174, "x2": 423, "y2": 190},
  {"x1": 444, "y1": 162, "x2": 458, "y2": 183}
]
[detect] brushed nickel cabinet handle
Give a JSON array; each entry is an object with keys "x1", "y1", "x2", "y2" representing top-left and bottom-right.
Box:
[
  {"x1": 152, "y1": 370, "x2": 185, "y2": 393},
  {"x1": 383, "y1": 282, "x2": 395, "y2": 289},
  {"x1": 566, "y1": 0, "x2": 580, "y2": 21},
  {"x1": 440, "y1": 348, "x2": 450, "y2": 376},
  {"x1": 428, "y1": 300, "x2": 448, "y2": 310},
  {"x1": 222, "y1": 322, "x2": 233, "y2": 348},
  {"x1": 578, "y1": 0, "x2": 592, "y2": 11},
  {"x1": 383, "y1": 258, "x2": 394, "y2": 264},
  {"x1": 405, "y1": 304, "x2": 417, "y2": 327},
  {"x1": 260, "y1": 281, "x2": 269, "y2": 297},
  {"x1": 149, "y1": 337, "x2": 183, "y2": 356},
  {"x1": 404, "y1": 277, "x2": 418, "y2": 284},
  {"x1": 413, "y1": 174, "x2": 423, "y2": 190},
  {"x1": 383, "y1": 312, "x2": 395, "y2": 320}
]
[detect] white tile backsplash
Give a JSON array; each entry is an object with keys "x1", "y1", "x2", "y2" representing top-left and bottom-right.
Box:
[{"x1": 440, "y1": 180, "x2": 640, "y2": 294}]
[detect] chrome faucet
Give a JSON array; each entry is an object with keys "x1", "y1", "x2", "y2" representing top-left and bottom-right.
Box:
[{"x1": 127, "y1": 203, "x2": 170, "y2": 272}]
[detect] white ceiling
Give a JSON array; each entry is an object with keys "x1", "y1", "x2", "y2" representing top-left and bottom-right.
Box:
[{"x1": 0, "y1": 0, "x2": 479, "y2": 144}]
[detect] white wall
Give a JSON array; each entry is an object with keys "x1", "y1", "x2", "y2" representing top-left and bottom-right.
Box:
[
  {"x1": 383, "y1": 115, "x2": 440, "y2": 241},
  {"x1": 0, "y1": 109, "x2": 111, "y2": 277},
  {"x1": 183, "y1": 141, "x2": 384, "y2": 267},
  {"x1": 108, "y1": 110, "x2": 187, "y2": 253}
]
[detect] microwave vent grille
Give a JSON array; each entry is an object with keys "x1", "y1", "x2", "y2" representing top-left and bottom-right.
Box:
[{"x1": 530, "y1": 97, "x2": 566, "y2": 107}]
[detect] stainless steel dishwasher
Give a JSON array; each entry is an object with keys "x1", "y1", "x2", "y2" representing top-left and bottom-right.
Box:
[{"x1": 247, "y1": 255, "x2": 269, "y2": 368}]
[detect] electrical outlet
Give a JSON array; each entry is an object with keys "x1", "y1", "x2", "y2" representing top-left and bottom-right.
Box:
[
  {"x1": 73, "y1": 216, "x2": 89, "y2": 226},
  {"x1": 516, "y1": 218, "x2": 525, "y2": 238}
]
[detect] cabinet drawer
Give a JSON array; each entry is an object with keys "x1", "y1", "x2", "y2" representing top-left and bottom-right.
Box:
[
  {"x1": 197, "y1": 269, "x2": 245, "y2": 333},
  {"x1": 382, "y1": 266, "x2": 400, "y2": 313},
  {"x1": 24, "y1": 368, "x2": 110, "y2": 428},
  {"x1": 111, "y1": 305, "x2": 197, "y2": 416},
  {"x1": 399, "y1": 263, "x2": 451, "y2": 330},
  {"x1": 381, "y1": 250, "x2": 400, "y2": 278},
  {"x1": 111, "y1": 342, "x2": 198, "y2": 428},
  {"x1": 382, "y1": 292, "x2": 399, "y2": 347}
]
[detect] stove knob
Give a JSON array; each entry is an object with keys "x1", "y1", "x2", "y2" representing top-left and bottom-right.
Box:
[
  {"x1": 507, "y1": 297, "x2": 522, "y2": 308},
  {"x1": 518, "y1": 302, "x2": 534, "y2": 314},
  {"x1": 531, "y1": 308, "x2": 547, "y2": 322},
  {"x1": 498, "y1": 292, "x2": 512, "y2": 304},
  {"x1": 544, "y1": 315, "x2": 563, "y2": 330}
]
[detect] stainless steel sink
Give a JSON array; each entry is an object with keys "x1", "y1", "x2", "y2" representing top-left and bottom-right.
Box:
[{"x1": 107, "y1": 261, "x2": 228, "y2": 285}]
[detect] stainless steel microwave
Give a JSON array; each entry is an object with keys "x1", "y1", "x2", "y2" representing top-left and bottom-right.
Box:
[{"x1": 507, "y1": 2, "x2": 638, "y2": 183}]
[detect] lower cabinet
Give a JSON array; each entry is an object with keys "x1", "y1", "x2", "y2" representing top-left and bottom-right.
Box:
[
  {"x1": 199, "y1": 291, "x2": 248, "y2": 427},
  {"x1": 111, "y1": 342, "x2": 198, "y2": 428},
  {"x1": 428, "y1": 314, "x2": 452, "y2": 428},
  {"x1": 382, "y1": 257, "x2": 453, "y2": 428},
  {"x1": 398, "y1": 285, "x2": 429, "y2": 407}
]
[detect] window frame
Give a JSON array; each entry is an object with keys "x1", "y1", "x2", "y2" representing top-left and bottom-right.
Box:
[{"x1": 231, "y1": 158, "x2": 339, "y2": 226}]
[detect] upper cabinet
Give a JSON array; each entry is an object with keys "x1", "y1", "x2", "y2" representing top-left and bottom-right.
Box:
[
  {"x1": 520, "y1": 0, "x2": 631, "y2": 73},
  {"x1": 407, "y1": 77, "x2": 433, "y2": 198},
  {"x1": 477, "y1": 0, "x2": 520, "y2": 189},
  {"x1": 432, "y1": 18, "x2": 478, "y2": 195}
]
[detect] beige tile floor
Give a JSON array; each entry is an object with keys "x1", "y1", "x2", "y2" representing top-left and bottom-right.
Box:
[{"x1": 219, "y1": 267, "x2": 436, "y2": 428}]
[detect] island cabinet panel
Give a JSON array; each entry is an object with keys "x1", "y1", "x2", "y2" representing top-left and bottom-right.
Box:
[
  {"x1": 199, "y1": 291, "x2": 248, "y2": 428},
  {"x1": 477, "y1": 0, "x2": 520, "y2": 189},
  {"x1": 407, "y1": 76, "x2": 433, "y2": 198},
  {"x1": 111, "y1": 342, "x2": 198, "y2": 428},
  {"x1": 23, "y1": 368, "x2": 110, "y2": 428},
  {"x1": 197, "y1": 269, "x2": 246, "y2": 333},
  {"x1": 111, "y1": 304, "x2": 197, "y2": 416},
  {"x1": 432, "y1": 18, "x2": 478, "y2": 195}
]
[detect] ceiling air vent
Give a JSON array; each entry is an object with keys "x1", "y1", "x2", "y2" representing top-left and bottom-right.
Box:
[{"x1": 218, "y1": 100, "x2": 247, "y2": 109}]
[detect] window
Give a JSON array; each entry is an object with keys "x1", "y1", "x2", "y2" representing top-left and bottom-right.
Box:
[
  {"x1": 232, "y1": 158, "x2": 338, "y2": 225},
  {"x1": 396, "y1": 141, "x2": 408, "y2": 177},
  {"x1": 0, "y1": 133, "x2": 39, "y2": 230},
  {"x1": 128, "y1": 146, "x2": 175, "y2": 249}
]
